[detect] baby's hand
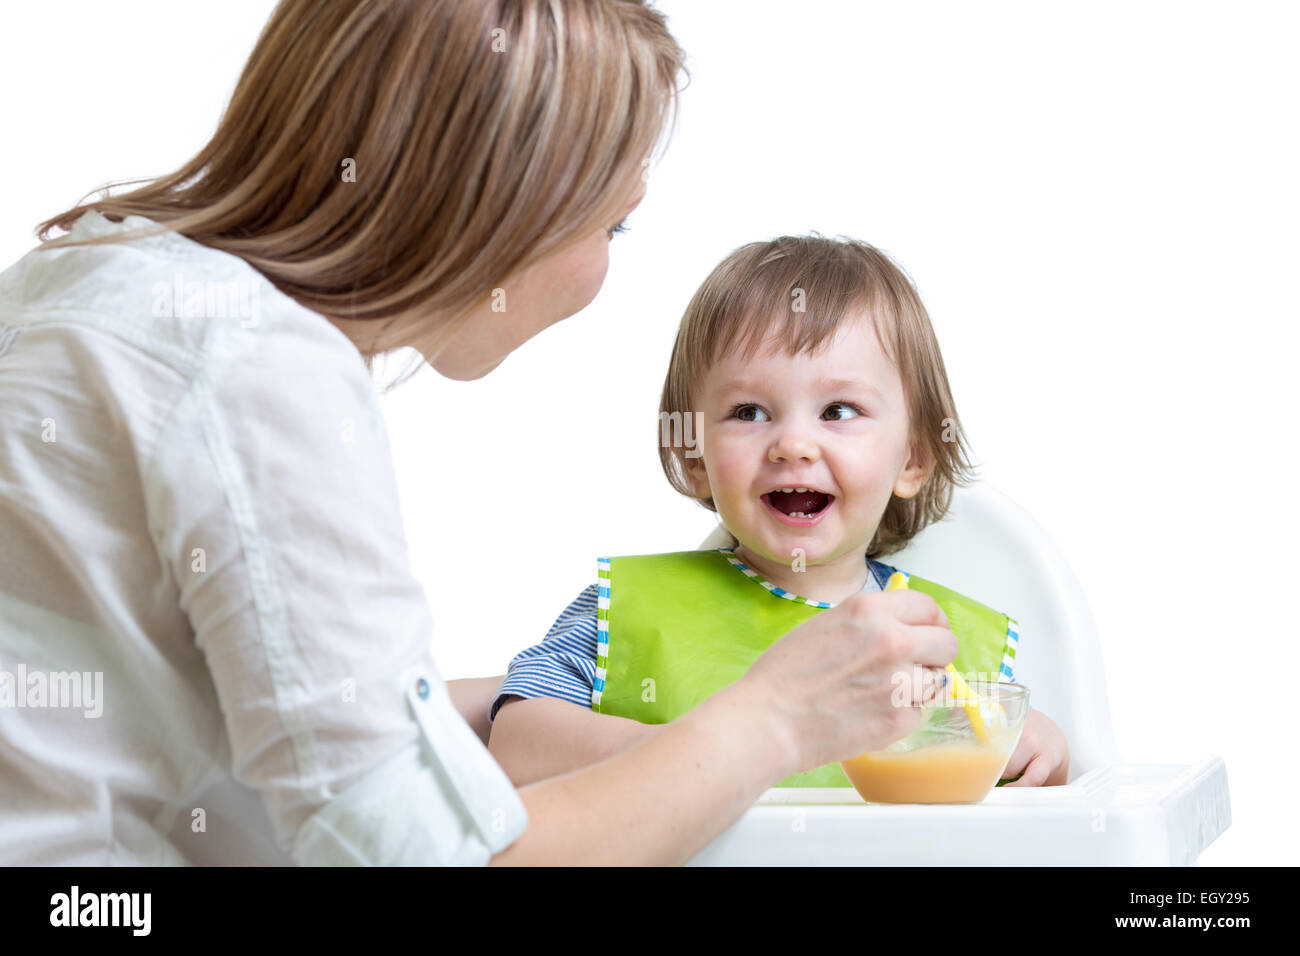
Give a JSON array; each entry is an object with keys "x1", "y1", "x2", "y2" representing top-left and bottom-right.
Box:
[{"x1": 1000, "y1": 706, "x2": 1069, "y2": 787}]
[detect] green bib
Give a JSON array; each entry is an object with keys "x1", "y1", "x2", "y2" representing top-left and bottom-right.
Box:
[{"x1": 593, "y1": 548, "x2": 1018, "y2": 788}]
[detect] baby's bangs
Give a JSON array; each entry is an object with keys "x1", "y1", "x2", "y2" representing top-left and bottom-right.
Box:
[{"x1": 707, "y1": 272, "x2": 899, "y2": 373}]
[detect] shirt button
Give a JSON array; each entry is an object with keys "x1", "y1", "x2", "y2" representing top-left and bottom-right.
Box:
[{"x1": 415, "y1": 677, "x2": 430, "y2": 700}]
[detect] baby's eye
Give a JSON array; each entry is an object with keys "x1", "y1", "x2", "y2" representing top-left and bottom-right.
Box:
[
  {"x1": 607, "y1": 218, "x2": 630, "y2": 239},
  {"x1": 824, "y1": 402, "x2": 862, "y2": 422},
  {"x1": 730, "y1": 402, "x2": 864, "y2": 422},
  {"x1": 729, "y1": 403, "x2": 769, "y2": 422}
]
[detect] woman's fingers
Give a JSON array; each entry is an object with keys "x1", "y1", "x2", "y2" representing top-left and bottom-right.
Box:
[
  {"x1": 903, "y1": 665, "x2": 950, "y2": 707},
  {"x1": 907, "y1": 624, "x2": 961, "y2": 669},
  {"x1": 848, "y1": 591, "x2": 956, "y2": 667},
  {"x1": 875, "y1": 588, "x2": 951, "y2": 630},
  {"x1": 913, "y1": 665, "x2": 944, "y2": 707}
]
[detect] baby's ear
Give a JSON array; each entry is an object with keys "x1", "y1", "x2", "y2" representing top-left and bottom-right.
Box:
[
  {"x1": 893, "y1": 438, "x2": 936, "y2": 500},
  {"x1": 682, "y1": 453, "x2": 711, "y2": 499}
]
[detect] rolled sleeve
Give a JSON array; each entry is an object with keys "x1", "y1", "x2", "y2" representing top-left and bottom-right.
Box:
[
  {"x1": 490, "y1": 584, "x2": 600, "y2": 721},
  {"x1": 145, "y1": 312, "x2": 525, "y2": 864},
  {"x1": 293, "y1": 660, "x2": 527, "y2": 864}
]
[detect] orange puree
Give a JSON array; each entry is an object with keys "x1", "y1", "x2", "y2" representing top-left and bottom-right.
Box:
[{"x1": 840, "y1": 741, "x2": 1015, "y2": 804}]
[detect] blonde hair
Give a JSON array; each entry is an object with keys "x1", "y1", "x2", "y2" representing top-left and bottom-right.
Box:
[
  {"x1": 36, "y1": 0, "x2": 686, "y2": 391},
  {"x1": 658, "y1": 235, "x2": 978, "y2": 557}
]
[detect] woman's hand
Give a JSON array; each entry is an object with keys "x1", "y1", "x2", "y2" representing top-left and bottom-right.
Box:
[
  {"x1": 1000, "y1": 706, "x2": 1070, "y2": 786},
  {"x1": 734, "y1": 588, "x2": 960, "y2": 778},
  {"x1": 493, "y1": 589, "x2": 955, "y2": 865}
]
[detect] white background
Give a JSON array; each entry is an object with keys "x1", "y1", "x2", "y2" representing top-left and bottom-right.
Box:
[{"x1": 3, "y1": 0, "x2": 1296, "y2": 866}]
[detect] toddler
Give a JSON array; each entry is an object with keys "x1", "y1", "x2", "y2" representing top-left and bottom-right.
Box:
[{"x1": 488, "y1": 235, "x2": 1068, "y2": 790}]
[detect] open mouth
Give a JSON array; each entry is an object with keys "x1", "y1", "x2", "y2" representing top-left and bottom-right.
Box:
[{"x1": 762, "y1": 487, "x2": 833, "y2": 519}]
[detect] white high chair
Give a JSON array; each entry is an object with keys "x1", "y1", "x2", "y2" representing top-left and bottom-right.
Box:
[{"x1": 687, "y1": 482, "x2": 1231, "y2": 866}]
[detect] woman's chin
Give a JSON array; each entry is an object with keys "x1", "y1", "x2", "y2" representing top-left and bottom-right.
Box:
[{"x1": 430, "y1": 352, "x2": 505, "y2": 381}]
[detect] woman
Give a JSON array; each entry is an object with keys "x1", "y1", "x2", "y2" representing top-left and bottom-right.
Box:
[{"x1": 0, "y1": 0, "x2": 956, "y2": 865}]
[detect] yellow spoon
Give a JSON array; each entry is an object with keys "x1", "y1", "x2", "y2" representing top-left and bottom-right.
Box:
[{"x1": 883, "y1": 571, "x2": 995, "y2": 744}]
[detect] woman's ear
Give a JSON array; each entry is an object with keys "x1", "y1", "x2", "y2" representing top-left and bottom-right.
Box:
[{"x1": 893, "y1": 438, "x2": 935, "y2": 500}]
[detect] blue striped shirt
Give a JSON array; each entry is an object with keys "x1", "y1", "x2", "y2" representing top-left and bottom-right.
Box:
[{"x1": 490, "y1": 552, "x2": 903, "y2": 722}]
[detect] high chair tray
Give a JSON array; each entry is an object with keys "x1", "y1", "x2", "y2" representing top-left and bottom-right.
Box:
[{"x1": 687, "y1": 757, "x2": 1230, "y2": 866}]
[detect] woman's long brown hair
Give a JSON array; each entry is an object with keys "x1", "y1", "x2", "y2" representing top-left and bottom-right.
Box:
[{"x1": 37, "y1": 0, "x2": 686, "y2": 388}]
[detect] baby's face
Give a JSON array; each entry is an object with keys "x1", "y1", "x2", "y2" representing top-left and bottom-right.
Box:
[{"x1": 684, "y1": 311, "x2": 931, "y2": 573}]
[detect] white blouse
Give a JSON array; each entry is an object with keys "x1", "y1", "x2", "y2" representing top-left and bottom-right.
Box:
[{"x1": 0, "y1": 212, "x2": 528, "y2": 864}]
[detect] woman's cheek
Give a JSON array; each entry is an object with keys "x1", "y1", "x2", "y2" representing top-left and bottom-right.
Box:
[
  {"x1": 549, "y1": 230, "x2": 611, "y2": 318},
  {"x1": 574, "y1": 236, "x2": 611, "y2": 311}
]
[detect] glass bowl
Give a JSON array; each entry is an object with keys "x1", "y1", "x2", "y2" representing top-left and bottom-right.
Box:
[{"x1": 839, "y1": 680, "x2": 1030, "y2": 804}]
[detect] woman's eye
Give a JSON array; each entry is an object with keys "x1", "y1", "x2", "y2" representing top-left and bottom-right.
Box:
[
  {"x1": 824, "y1": 402, "x2": 862, "y2": 421},
  {"x1": 607, "y1": 218, "x2": 630, "y2": 239}
]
